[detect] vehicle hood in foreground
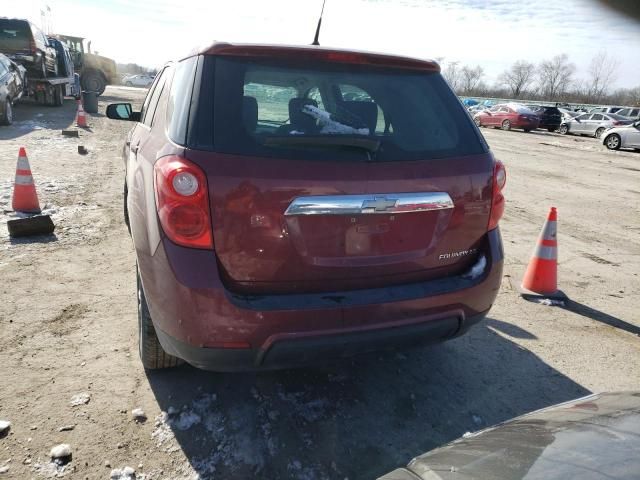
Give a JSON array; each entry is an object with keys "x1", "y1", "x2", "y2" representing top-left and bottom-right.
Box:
[{"x1": 380, "y1": 392, "x2": 640, "y2": 480}]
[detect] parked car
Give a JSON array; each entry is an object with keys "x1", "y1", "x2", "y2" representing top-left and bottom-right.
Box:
[
  {"x1": 601, "y1": 120, "x2": 640, "y2": 151},
  {"x1": 0, "y1": 18, "x2": 57, "y2": 78},
  {"x1": 589, "y1": 106, "x2": 623, "y2": 114},
  {"x1": 122, "y1": 74, "x2": 154, "y2": 87},
  {"x1": 527, "y1": 105, "x2": 562, "y2": 132},
  {"x1": 473, "y1": 103, "x2": 540, "y2": 132},
  {"x1": 559, "y1": 112, "x2": 633, "y2": 138},
  {"x1": 558, "y1": 107, "x2": 580, "y2": 123},
  {"x1": 107, "y1": 42, "x2": 506, "y2": 371},
  {"x1": 615, "y1": 107, "x2": 640, "y2": 121},
  {"x1": 379, "y1": 391, "x2": 640, "y2": 480},
  {"x1": 0, "y1": 53, "x2": 26, "y2": 125}
]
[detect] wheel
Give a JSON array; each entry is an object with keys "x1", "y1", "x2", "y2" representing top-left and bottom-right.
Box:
[
  {"x1": 53, "y1": 85, "x2": 64, "y2": 106},
  {"x1": 82, "y1": 71, "x2": 106, "y2": 96},
  {"x1": 558, "y1": 124, "x2": 568, "y2": 135},
  {"x1": 604, "y1": 134, "x2": 621, "y2": 150},
  {"x1": 595, "y1": 127, "x2": 605, "y2": 138},
  {"x1": 125, "y1": 81, "x2": 133, "y2": 87},
  {"x1": 137, "y1": 267, "x2": 183, "y2": 369},
  {"x1": 474, "y1": 116, "x2": 481, "y2": 127},
  {"x1": 547, "y1": 128, "x2": 556, "y2": 132},
  {"x1": 0, "y1": 98, "x2": 13, "y2": 125},
  {"x1": 501, "y1": 119, "x2": 511, "y2": 131}
]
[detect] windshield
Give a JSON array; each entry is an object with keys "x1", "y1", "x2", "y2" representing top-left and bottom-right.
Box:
[{"x1": 194, "y1": 56, "x2": 485, "y2": 162}]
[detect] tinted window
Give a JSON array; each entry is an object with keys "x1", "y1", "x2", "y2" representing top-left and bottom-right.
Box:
[
  {"x1": 0, "y1": 20, "x2": 31, "y2": 49},
  {"x1": 167, "y1": 56, "x2": 197, "y2": 144},
  {"x1": 591, "y1": 114, "x2": 604, "y2": 121},
  {"x1": 576, "y1": 114, "x2": 591, "y2": 121},
  {"x1": 141, "y1": 67, "x2": 168, "y2": 126},
  {"x1": 198, "y1": 56, "x2": 485, "y2": 162},
  {"x1": 608, "y1": 113, "x2": 628, "y2": 121}
]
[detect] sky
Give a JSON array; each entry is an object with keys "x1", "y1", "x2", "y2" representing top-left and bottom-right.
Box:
[{"x1": 4, "y1": 0, "x2": 640, "y2": 88}]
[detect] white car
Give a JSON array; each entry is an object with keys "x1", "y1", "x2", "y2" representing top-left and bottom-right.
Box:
[
  {"x1": 122, "y1": 74, "x2": 154, "y2": 87},
  {"x1": 601, "y1": 120, "x2": 640, "y2": 151}
]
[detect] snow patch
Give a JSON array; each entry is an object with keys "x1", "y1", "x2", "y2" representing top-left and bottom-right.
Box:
[
  {"x1": 69, "y1": 392, "x2": 90, "y2": 406},
  {"x1": 0, "y1": 420, "x2": 10, "y2": 434},
  {"x1": 534, "y1": 298, "x2": 565, "y2": 307},
  {"x1": 110, "y1": 466, "x2": 136, "y2": 479}
]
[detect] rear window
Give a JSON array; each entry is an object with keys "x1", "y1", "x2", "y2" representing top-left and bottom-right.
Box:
[
  {"x1": 191, "y1": 56, "x2": 485, "y2": 162},
  {"x1": 0, "y1": 20, "x2": 31, "y2": 47}
]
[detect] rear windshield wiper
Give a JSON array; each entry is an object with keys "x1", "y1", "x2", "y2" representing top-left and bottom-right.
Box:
[{"x1": 263, "y1": 135, "x2": 381, "y2": 155}]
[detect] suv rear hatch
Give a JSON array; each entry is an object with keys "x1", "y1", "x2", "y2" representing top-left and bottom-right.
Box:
[
  {"x1": 0, "y1": 19, "x2": 32, "y2": 56},
  {"x1": 186, "y1": 48, "x2": 494, "y2": 294}
]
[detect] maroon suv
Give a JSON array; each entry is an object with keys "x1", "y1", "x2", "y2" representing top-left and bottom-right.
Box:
[{"x1": 107, "y1": 43, "x2": 506, "y2": 371}]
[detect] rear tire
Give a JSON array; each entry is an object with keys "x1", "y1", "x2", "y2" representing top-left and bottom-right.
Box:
[
  {"x1": 595, "y1": 127, "x2": 605, "y2": 138},
  {"x1": 0, "y1": 98, "x2": 13, "y2": 125},
  {"x1": 137, "y1": 267, "x2": 183, "y2": 370},
  {"x1": 604, "y1": 134, "x2": 621, "y2": 150},
  {"x1": 501, "y1": 119, "x2": 511, "y2": 131},
  {"x1": 558, "y1": 124, "x2": 568, "y2": 135}
]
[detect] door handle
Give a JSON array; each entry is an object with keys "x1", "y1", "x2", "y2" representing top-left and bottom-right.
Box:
[{"x1": 131, "y1": 145, "x2": 139, "y2": 154}]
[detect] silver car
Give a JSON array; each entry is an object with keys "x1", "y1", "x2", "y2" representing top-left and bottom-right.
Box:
[
  {"x1": 558, "y1": 112, "x2": 632, "y2": 138},
  {"x1": 601, "y1": 120, "x2": 640, "y2": 151},
  {"x1": 615, "y1": 107, "x2": 640, "y2": 121}
]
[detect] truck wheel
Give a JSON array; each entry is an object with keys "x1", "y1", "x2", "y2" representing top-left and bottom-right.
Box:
[
  {"x1": 0, "y1": 98, "x2": 13, "y2": 125},
  {"x1": 137, "y1": 266, "x2": 183, "y2": 370},
  {"x1": 82, "y1": 72, "x2": 106, "y2": 96},
  {"x1": 53, "y1": 85, "x2": 64, "y2": 106}
]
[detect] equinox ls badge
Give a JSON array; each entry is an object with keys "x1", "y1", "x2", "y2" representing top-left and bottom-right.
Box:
[
  {"x1": 439, "y1": 248, "x2": 477, "y2": 260},
  {"x1": 361, "y1": 196, "x2": 398, "y2": 213}
]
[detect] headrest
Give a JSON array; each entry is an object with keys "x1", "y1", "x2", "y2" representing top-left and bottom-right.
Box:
[
  {"x1": 289, "y1": 98, "x2": 318, "y2": 132},
  {"x1": 242, "y1": 96, "x2": 258, "y2": 133},
  {"x1": 340, "y1": 101, "x2": 378, "y2": 133}
]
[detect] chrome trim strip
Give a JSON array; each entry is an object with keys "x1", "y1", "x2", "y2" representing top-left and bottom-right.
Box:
[{"x1": 284, "y1": 192, "x2": 454, "y2": 216}]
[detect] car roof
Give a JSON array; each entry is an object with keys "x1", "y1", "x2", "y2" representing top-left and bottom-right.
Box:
[{"x1": 183, "y1": 42, "x2": 440, "y2": 72}]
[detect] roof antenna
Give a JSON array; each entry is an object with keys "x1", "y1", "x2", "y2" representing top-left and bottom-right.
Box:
[{"x1": 311, "y1": 0, "x2": 326, "y2": 46}]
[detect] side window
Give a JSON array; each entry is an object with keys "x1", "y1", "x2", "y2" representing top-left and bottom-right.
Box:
[
  {"x1": 140, "y1": 68, "x2": 167, "y2": 126},
  {"x1": 151, "y1": 67, "x2": 173, "y2": 127},
  {"x1": 243, "y1": 82, "x2": 298, "y2": 131},
  {"x1": 167, "y1": 56, "x2": 198, "y2": 144},
  {"x1": 591, "y1": 114, "x2": 603, "y2": 121},
  {"x1": 338, "y1": 84, "x2": 385, "y2": 133},
  {"x1": 489, "y1": 106, "x2": 500, "y2": 113},
  {"x1": 576, "y1": 114, "x2": 591, "y2": 121},
  {"x1": 0, "y1": 62, "x2": 8, "y2": 77}
]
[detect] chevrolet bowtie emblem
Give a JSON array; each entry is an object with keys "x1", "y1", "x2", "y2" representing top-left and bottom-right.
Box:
[{"x1": 361, "y1": 197, "x2": 398, "y2": 212}]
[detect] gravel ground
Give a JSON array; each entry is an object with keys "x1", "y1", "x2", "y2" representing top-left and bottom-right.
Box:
[{"x1": 0, "y1": 87, "x2": 638, "y2": 479}]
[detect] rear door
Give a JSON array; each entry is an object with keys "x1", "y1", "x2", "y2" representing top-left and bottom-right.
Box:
[
  {"x1": 0, "y1": 19, "x2": 31, "y2": 57},
  {"x1": 572, "y1": 114, "x2": 591, "y2": 134},
  {"x1": 187, "y1": 55, "x2": 493, "y2": 293}
]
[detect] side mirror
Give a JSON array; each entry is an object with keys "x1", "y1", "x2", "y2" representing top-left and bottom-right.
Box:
[{"x1": 106, "y1": 103, "x2": 140, "y2": 122}]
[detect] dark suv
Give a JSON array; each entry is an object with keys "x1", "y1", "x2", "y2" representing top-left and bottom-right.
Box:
[
  {"x1": 0, "y1": 18, "x2": 57, "y2": 78},
  {"x1": 107, "y1": 43, "x2": 506, "y2": 371},
  {"x1": 527, "y1": 105, "x2": 563, "y2": 132}
]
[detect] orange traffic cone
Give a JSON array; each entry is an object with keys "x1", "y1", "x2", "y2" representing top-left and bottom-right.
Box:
[
  {"x1": 76, "y1": 100, "x2": 87, "y2": 128},
  {"x1": 12, "y1": 147, "x2": 41, "y2": 213},
  {"x1": 520, "y1": 207, "x2": 565, "y2": 299}
]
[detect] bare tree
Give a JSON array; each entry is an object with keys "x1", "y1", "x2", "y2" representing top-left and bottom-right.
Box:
[
  {"x1": 498, "y1": 60, "x2": 536, "y2": 98},
  {"x1": 537, "y1": 54, "x2": 576, "y2": 101},
  {"x1": 460, "y1": 65, "x2": 484, "y2": 95},
  {"x1": 586, "y1": 52, "x2": 619, "y2": 103},
  {"x1": 442, "y1": 61, "x2": 462, "y2": 92}
]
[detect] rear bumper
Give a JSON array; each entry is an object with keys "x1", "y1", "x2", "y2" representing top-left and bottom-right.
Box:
[
  {"x1": 138, "y1": 229, "x2": 504, "y2": 371},
  {"x1": 156, "y1": 309, "x2": 488, "y2": 371}
]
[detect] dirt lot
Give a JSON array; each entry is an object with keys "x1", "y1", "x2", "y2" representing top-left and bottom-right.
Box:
[{"x1": 0, "y1": 87, "x2": 639, "y2": 480}]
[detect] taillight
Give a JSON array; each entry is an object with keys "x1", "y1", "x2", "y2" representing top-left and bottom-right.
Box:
[
  {"x1": 154, "y1": 155, "x2": 213, "y2": 249},
  {"x1": 488, "y1": 160, "x2": 506, "y2": 230}
]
